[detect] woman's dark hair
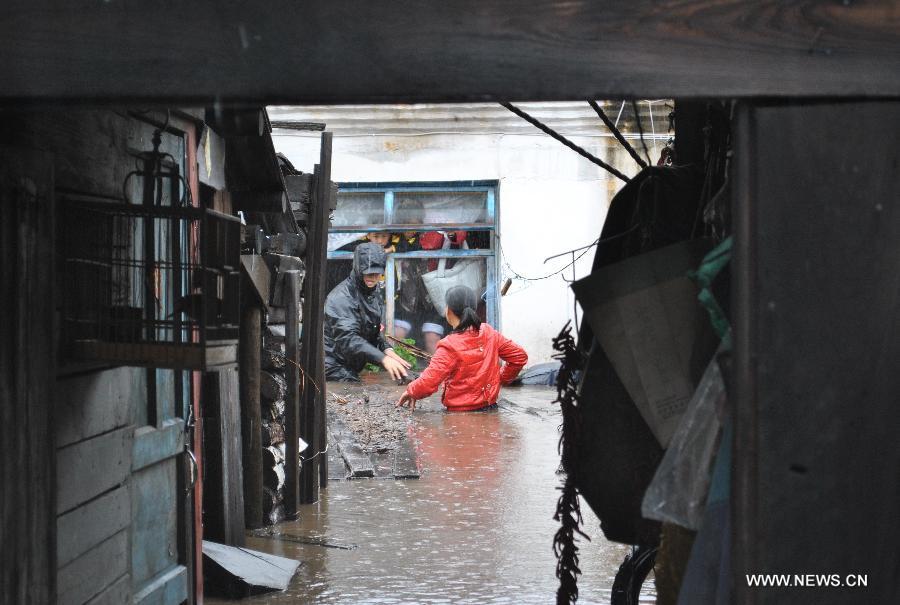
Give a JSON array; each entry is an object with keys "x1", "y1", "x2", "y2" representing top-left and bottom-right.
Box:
[{"x1": 445, "y1": 285, "x2": 482, "y2": 333}]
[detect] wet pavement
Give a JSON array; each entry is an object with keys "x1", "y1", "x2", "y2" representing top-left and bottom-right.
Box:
[{"x1": 208, "y1": 378, "x2": 656, "y2": 604}]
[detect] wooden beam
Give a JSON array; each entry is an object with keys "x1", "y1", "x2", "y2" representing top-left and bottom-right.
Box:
[
  {"x1": 300, "y1": 133, "x2": 333, "y2": 498},
  {"x1": 1, "y1": 1, "x2": 899, "y2": 102},
  {"x1": 0, "y1": 146, "x2": 55, "y2": 604}
]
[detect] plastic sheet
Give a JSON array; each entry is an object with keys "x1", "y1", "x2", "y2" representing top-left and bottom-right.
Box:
[{"x1": 641, "y1": 349, "x2": 726, "y2": 530}]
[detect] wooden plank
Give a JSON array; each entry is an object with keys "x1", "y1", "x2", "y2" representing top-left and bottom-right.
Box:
[
  {"x1": 57, "y1": 485, "x2": 130, "y2": 568},
  {"x1": 70, "y1": 340, "x2": 238, "y2": 371},
  {"x1": 56, "y1": 367, "x2": 142, "y2": 448},
  {"x1": 241, "y1": 255, "x2": 271, "y2": 308},
  {"x1": 131, "y1": 460, "x2": 179, "y2": 589},
  {"x1": 0, "y1": 145, "x2": 55, "y2": 604},
  {"x1": 56, "y1": 426, "x2": 133, "y2": 515},
  {"x1": 84, "y1": 574, "x2": 130, "y2": 605},
  {"x1": 734, "y1": 100, "x2": 900, "y2": 605},
  {"x1": 1, "y1": 1, "x2": 899, "y2": 101},
  {"x1": 132, "y1": 419, "x2": 184, "y2": 472},
  {"x1": 201, "y1": 369, "x2": 246, "y2": 546},
  {"x1": 57, "y1": 530, "x2": 128, "y2": 605},
  {"x1": 329, "y1": 417, "x2": 374, "y2": 479},
  {"x1": 326, "y1": 429, "x2": 349, "y2": 481},
  {"x1": 132, "y1": 566, "x2": 188, "y2": 605},
  {"x1": 283, "y1": 270, "x2": 302, "y2": 515},
  {"x1": 392, "y1": 439, "x2": 421, "y2": 480}
]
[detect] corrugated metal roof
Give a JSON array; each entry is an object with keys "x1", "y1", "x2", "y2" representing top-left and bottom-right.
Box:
[{"x1": 268, "y1": 101, "x2": 672, "y2": 138}]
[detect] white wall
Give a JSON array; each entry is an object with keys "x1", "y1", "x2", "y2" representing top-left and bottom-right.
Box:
[{"x1": 271, "y1": 103, "x2": 663, "y2": 362}]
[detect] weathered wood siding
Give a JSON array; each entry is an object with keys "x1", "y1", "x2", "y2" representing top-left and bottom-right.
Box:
[
  {"x1": 55, "y1": 369, "x2": 141, "y2": 605},
  {"x1": 0, "y1": 110, "x2": 193, "y2": 605}
]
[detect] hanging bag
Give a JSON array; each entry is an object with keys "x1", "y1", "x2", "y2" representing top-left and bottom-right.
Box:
[{"x1": 421, "y1": 235, "x2": 484, "y2": 316}]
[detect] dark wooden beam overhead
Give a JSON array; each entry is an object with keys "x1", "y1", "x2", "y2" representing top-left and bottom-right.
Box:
[{"x1": 1, "y1": 1, "x2": 899, "y2": 103}]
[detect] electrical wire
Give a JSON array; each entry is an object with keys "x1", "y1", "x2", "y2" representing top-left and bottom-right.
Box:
[
  {"x1": 631, "y1": 100, "x2": 653, "y2": 165},
  {"x1": 496, "y1": 224, "x2": 639, "y2": 283},
  {"x1": 587, "y1": 100, "x2": 648, "y2": 169},
  {"x1": 300, "y1": 443, "x2": 329, "y2": 463},
  {"x1": 500, "y1": 102, "x2": 631, "y2": 183}
]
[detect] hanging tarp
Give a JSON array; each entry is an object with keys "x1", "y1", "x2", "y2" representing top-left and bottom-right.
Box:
[
  {"x1": 564, "y1": 165, "x2": 706, "y2": 546},
  {"x1": 572, "y1": 239, "x2": 716, "y2": 447}
]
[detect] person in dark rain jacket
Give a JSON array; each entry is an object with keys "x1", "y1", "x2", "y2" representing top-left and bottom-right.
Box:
[
  {"x1": 396, "y1": 285, "x2": 527, "y2": 411},
  {"x1": 324, "y1": 242, "x2": 411, "y2": 382}
]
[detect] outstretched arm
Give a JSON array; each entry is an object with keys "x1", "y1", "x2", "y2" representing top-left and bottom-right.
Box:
[{"x1": 396, "y1": 344, "x2": 455, "y2": 408}]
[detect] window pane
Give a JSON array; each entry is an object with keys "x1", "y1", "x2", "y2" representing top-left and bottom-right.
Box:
[
  {"x1": 333, "y1": 192, "x2": 384, "y2": 226},
  {"x1": 394, "y1": 191, "x2": 488, "y2": 225}
]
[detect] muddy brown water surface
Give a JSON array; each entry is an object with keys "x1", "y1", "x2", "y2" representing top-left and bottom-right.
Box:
[{"x1": 209, "y1": 376, "x2": 655, "y2": 604}]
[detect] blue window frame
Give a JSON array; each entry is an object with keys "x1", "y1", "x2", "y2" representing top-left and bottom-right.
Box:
[{"x1": 327, "y1": 180, "x2": 500, "y2": 333}]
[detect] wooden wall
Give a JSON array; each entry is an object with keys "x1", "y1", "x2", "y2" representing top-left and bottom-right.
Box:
[
  {"x1": 55, "y1": 368, "x2": 140, "y2": 605},
  {"x1": 1, "y1": 110, "x2": 195, "y2": 605}
]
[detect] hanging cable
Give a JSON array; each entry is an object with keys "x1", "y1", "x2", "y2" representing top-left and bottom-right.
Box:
[
  {"x1": 630, "y1": 100, "x2": 653, "y2": 165},
  {"x1": 500, "y1": 102, "x2": 630, "y2": 183},
  {"x1": 587, "y1": 100, "x2": 648, "y2": 169},
  {"x1": 496, "y1": 225, "x2": 639, "y2": 283}
]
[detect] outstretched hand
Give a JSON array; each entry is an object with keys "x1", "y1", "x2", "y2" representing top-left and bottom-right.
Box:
[
  {"x1": 396, "y1": 391, "x2": 417, "y2": 411},
  {"x1": 382, "y1": 354, "x2": 410, "y2": 381}
]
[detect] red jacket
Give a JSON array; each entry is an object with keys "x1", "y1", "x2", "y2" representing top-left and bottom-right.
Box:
[{"x1": 406, "y1": 323, "x2": 528, "y2": 411}]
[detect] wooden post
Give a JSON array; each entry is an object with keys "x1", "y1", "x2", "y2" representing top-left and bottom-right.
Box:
[
  {"x1": 733, "y1": 101, "x2": 900, "y2": 605},
  {"x1": 201, "y1": 370, "x2": 245, "y2": 546},
  {"x1": 239, "y1": 304, "x2": 264, "y2": 529},
  {"x1": 283, "y1": 270, "x2": 302, "y2": 517},
  {"x1": 299, "y1": 132, "x2": 333, "y2": 502},
  {"x1": 316, "y1": 134, "x2": 333, "y2": 490},
  {"x1": 0, "y1": 146, "x2": 55, "y2": 604}
]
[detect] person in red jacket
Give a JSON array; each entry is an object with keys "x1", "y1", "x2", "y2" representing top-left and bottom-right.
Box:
[{"x1": 396, "y1": 285, "x2": 528, "y2": 412}]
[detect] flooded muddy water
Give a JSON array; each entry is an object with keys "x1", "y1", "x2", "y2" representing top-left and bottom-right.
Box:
[{"x1": 209, "y1": 381, "x2": 655, "y2": 604}]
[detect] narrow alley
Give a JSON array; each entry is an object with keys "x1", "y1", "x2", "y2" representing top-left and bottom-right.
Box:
[{"x1": 209, "y1": 379, "x2": 655, "y2": 604}]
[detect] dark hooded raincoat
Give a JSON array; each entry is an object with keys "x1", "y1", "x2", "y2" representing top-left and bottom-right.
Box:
[{"x1": 324, "y1": 243, "x2": 389, "y2": 381}]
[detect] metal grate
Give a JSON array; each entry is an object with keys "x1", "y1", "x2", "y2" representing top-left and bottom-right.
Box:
[{"x1": 60, "y1": 199, "x2": 241, "y2": 369}]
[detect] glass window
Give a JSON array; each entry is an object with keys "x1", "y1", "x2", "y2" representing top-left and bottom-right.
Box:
[
  {"x1": 328, "y1": 182, "x2": 499, "y2": 335},
  {"x1": 332, "y1": 191, "x2": 384, "y2": 226},
  {"x1": 394, "y1": 191, "x2": 488, "y2": 225}
]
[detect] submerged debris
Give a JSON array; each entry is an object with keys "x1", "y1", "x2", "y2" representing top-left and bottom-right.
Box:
[{"x1": 327, "y1": 384, "x2": 410, "y2": 454}]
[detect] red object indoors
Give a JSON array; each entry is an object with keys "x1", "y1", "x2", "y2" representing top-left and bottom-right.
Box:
[
  {"x1": 406, "y1": 323, "x2": 527, "y2": 411},
  {"x1": 419, "y1": 230, "x2": 468, "y2": 271}
]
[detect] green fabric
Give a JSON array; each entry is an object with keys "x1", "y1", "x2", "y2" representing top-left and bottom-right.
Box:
[{"x1": 689, "y1": 236, "x2": 733, "y2": 346}]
